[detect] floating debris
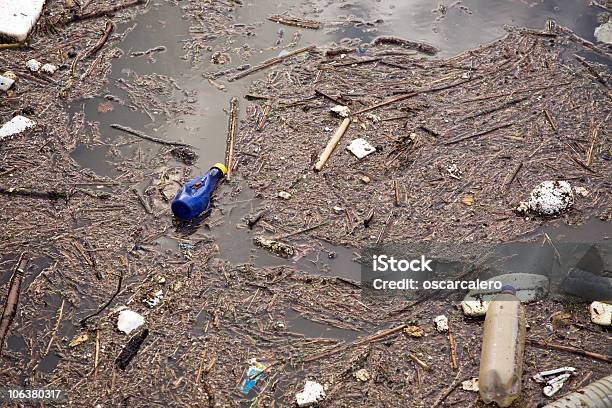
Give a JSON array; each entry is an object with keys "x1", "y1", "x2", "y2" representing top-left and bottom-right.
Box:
[
  {"x1": 115, "y1": 328, "x2": 149, "y2": 370},
  {"x1": 26, "y1": 59, "x2": 42, "y2": 72},
  {"x1": 0, "y1": 73, "x2": 15, "y2": 91},
  {"x1": 433, "y1": 315, "x2": 448, "y2": 332},
  {"x1": 239, "y1": 359, "x2": 269, "y2": 395},
  {"x1": 330, "y1": 105, "x2": 350, "y2": 118},
  {"x1": 403, "y1": 325, "x2": 425, "y2": 338},
  {"x1": 0, "y1": 116, "x2": 36, "y2": 141},
  {"x1": 346, "y1": 138, "x2": 376, "y2": 159},
  {"x1": 278, "y1": 191, "x2": 292, "y2": 200},
  {"x1": 354, "y1": 368, "x2": 370, "y2": 382},
  {"x1": 594, "y1": 21, "x2": 612, "y2": 44},
  {"x1": 533, "y1": 367, "x2": 575, "y2": 397},
  {"x1": 117, "y1": 310, "x2": 145, "y2": 335},
  {"x1": 296, "y1": 380, "x2": 325, "y2": 407},
  {"x1": 40, "y1": 63, "x2": 58, "y2": 75},
  {"x1": 590, "y1": 301, "x2": 612, "y2": 326},
  {"x1": 462, "y1": 378, "x2": 480, "y2": 392},
  {"x1": 253, "y1": 236, "x2": 295, "y2": 257},
  {"x1": 68, "y1": 333, "x2": 89, "y2": 348},
  {"x1": 144, "y1": 290, "x2": 163, "y2": 308},
  {"x1": 0, "y1": 0, "x2": 45, "y2": 41},
  {"x1": 518, "y1": 181, "x2": 574, "y2": 215}
]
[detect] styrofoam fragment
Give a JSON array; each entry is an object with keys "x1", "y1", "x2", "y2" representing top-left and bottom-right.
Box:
[
  {"x1": 296, "y1": 380, "x2": 325, "y2": 407},
  {"x1": 0, "y1": 116, "x2": 36, "y2": 141},
  {"x1": 346, "y1": 138, "x2": 376, "y2": 159},
  {"x1": 117, "y1": 310, "x2": 145, "y2": 334},
  {"x1": 0, "y1": 0, "x2": 46, "y2": 42}
]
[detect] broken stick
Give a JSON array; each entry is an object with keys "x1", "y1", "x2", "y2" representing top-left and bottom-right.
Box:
[
  {"x1": 268, "y1": 15, "x2": 321, "y2": 29},
  {"x1": 527, "y1": 338, "x2": 611, "y2": 363},
  {"x1": 110, "y1": 124, "x2": 193, "y2": 147},
  {"x1": 226, "y1": 97, "x2": 238, "y2": 179},
  {"x1": 228, "y1": 44, "x2": 316, "y2": 81},
  {"x1": 0, "y1": 254, "x2": 29, "y2": 355},
  {"x1": 314, "y1": 117, "x2": 351, "y2": 171}
]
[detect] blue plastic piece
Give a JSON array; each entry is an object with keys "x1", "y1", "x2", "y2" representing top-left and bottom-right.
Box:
[{"x1": 171, "y1": 166, "x2": 225, "y2": 221}]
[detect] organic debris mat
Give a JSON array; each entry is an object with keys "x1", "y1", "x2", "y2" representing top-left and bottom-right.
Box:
[{"x1": 236, "y1": 27, "x2": 611, "y2": 248}]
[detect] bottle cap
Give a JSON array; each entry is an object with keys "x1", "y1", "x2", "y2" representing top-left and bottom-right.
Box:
[
  {"x1": 500, "y1": 285, "x2": 516, "y2": 295},
  {"x1": 212, "y1": 162, "x2": 228, "y2": 176}
]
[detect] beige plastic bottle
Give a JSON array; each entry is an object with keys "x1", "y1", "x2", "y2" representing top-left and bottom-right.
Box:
[{"x1": 479, "y1": 285, "x2": 526, "y2": 407}]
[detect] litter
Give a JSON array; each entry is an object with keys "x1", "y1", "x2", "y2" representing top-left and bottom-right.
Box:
[
  {"x1": 517, "y1": 181, "x2": 574, "y2": 216},
  {"x1": 239, "y1": 358, "x2": 270, "y2": 395},
  {"x1": 433, "y1": 315, "x2": 448, "y2": 332},
  {"x1": 26, "y1": 59, "x2": 42, "y2": 72},
  {"x1": 403, "y1": 325, "x2": 425, "y2": 338},
  {"x1": 115, "y1": 328, "x2": 149, "y2": 370},
  {"x1": 0, "y1": 74, "x2": 15, "y2": 92},
  {"x1": 296, "y1": 380, "x2": 325, "y2": 407},
  {"x1": 590, "y1": 301, "x2": 612, "y2": 326},
  {"x1": 346, "y1": 138, "x2": 376, "y2": 159},
  {"x1": 533, "y1": 367, "x2": 575, "y2": 397},
  {"x1": 40, "y1": 63, "x2": 58, "y2": 75},
  {"x1": 574, "y1": 186, "x2": 589, "y2": 197},
  {"x1": 462, "y1": 378, "x2": 479, "y2": 392},
  {"x1": 253, "y1": 236, "x2": 295, "y2": 257},
  {"x1": 354, "y1": 368, "x2": 370, "y2": 381},
  {"x1": 171, "y1": 163, "x2": 227, "y2": 221},
  {"x1": 278, "y1": 191, "x2": 292, "y2": 199},
  {"x1": 144, "y1": 290, "x2": 163, "y2": 308},
  {"x1": 116, "y1": 310, "x2": 145, "y2": 335},
  {"x1": 0, "y1": 0, "x2": 45, "y2": 41},
  {"x1": 68, "y1": 333, "x2": 89, "y2": 348},
  {"x1": 0, "y1": 116, "x2": 36, "y2": 142},
  {"x1": 330, "y1": 105, "x2": 350, "y2": 118},
  {"x1": 594, "y1": 21, "x2": 612, "y2": 44},
  {"x1": 542, "y1": 373, "x2": 612, "y2": 408}
]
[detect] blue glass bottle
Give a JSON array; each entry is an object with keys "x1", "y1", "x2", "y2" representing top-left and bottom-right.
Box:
[{"x1": 171, "y1": 163, "x2": 227, "y2": 221}]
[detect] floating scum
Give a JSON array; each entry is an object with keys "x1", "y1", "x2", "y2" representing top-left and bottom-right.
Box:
[{"x1": 235, "y1": 25, "x2": 611, "y2": 248}]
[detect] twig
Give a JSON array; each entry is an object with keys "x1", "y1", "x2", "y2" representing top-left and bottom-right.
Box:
[
  {"x1": 505, "y1": 162, "x2": 523, "y2": 189},
  {"x1": 448, "y1": 328, "x2": 458, "y2": 370},
  {"x1": 226, "y1": 97, "x2": 238, "y2": 179},
  {"x1": 80, "y1": 259, "x2": 125, "y2": 326},
  {"x1": 543, "y1": 109, "x2": 558, "y2": 132},
  {"x1": 0, "y1": 254, "x2": 29, "y2": 355},
  {"x1": 393, "y1": 180, "x2": 401, "y2": 206},
  {"x1": 93, "y1": 329, "x2": 100, "y2": 380},
  {"x1": 256, "y1": 98, "x2": 272, "y2": 132},
  {"x1": 85, "y1": 21, "x2": 114, "y2": 60},
  {"x1": 566, "y1": 154, "x2": 596, "y2": 174},
  {"x1": 268, "y1": 15, "x2": 321, "y2": 29},
  {"x1": 444, "y1": 122, "x2": 515, "y2": 145},
  {"x1": 354, "y1": 77, "x2": 473, "y2": 115},
  {"x1": 0, "y1": 187, "x2": 68, "y2": 200},
  {"x1": 408, "y1": 353, "x2": 431, "y2": 370},
  {"x1": 432, "y1": 369, "x2": 466, "y2": 408},
  {"x1": 274, "y1": 221, "x2": 329, "y2": 240},
  {"x1": 132, "y1": 188, "x2": 152, "y2": 214},
  {"x1": 45, "y1": 299, "x2": 65, "y2": 355},
  {"x1": 372, "y1": 36, "x2": 438, "y2": 55},
  {"x1": 461, "y1": 96, "x2": 528, "y2": 121},
  {"x1": 66, "y1": 0, "x2": 146, "y2": 25},
  {"x1": 527, "y1": 338, "x2": 611, "y2": 363},
  {"x1": 314, "y1": 117, "x2": 351, "y2": 171},
  {"x1": 574, "y1": 54, "x2": 609, "y2": 88},
  {"x1": 314, "y1": 89, "x2": 344, "y2": 106},
  {"x1": 0, "y1": 42, "x2": 28, "y2": 50},
  {"x1": 331, "y1": 57, "x2": 382, "y2": 68},
  {"x1": 110, "y1": 124, "x2": 192, "y2": 147},
  {"x1": 228, "y1": 44, "x2": 316, "y2": 81}
]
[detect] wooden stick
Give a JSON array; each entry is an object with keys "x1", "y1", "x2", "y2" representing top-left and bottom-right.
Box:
[
  {"x1": 448, "y1": 329, "x2": 458, "y2": 370},
  {"x1": 444, "y1": 122, "x2": 515, "y2": 145},
  {"x1": 314, "y1": 117, "x2": 351, "y2": 171},
  {"x1": 268, "y1": 15, "x2": 321, "y2": 29},
  {"x1": 66, "y1": 0, "x2": 145, "y2": 24},
  {"x1": 228, "y1": 44, "x2": 316, "y2": 81},
  {"x1": 0, "y1": 187, "x2": 68, "y2": 200},
  {"x1": 256, "y1": 98, "x2": 272, "y2": 132},
  {"x1": 314, "y1": 89, "x2": 344, "y2": 106},
  {"x1": 408, "y1": 352, "x2": 431, "y2": 370},
  {"x1": 527, "y1": 338, "x2": 611, "y2": 363},
  {"x1": 93, "y1": 329, "x2": 100, "y2": 381},
  {"x1": 45, "y1": 299, "x2": 65, "y2": 355},
  {"x1": 393, "y1": 180, "x2": 401, "y2": 206},
  {"x1": 226, "y1": 97, "x2": 238, "y2": 179},
  {"x1": 274, "y1": 221, "x2": 329, "y2": 240},
  {"x1": 0, "y1": 254, "x2": 29, "y2": 355},
  {"x1": 543, "y1": 109, "x2": 558, "y2": 132},
  {"x1": 84, "y1": 21, "x2": 114, "y2": 59},
  {"x1": 432, "y1": 369, "x2": 465, "y2": 408},
  {"x1": 505, "y1": 162, "x2": 523, "y2": 189},
  {"x1": 110, "y1": 124, "x2": 192, "y2": 147}
]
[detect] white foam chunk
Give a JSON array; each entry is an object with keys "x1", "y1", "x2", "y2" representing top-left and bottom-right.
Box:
[
  {"x1": 0, "y1": 116, "x2": 36, "y2": 141},
  {"x1": 0, "y1": 0, "x2": 46, "y2": 42},
  {"x1": 117, "y1": 310, "x2": 145, "y2": 334}
]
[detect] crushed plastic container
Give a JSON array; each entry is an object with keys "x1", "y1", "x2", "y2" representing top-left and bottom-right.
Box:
[
  {"x1": 543, "y1": 374, "x2": 612, "y2": 408},
  {"x1": 478, "y1": 285, "x2": 526, "y2": 408},
  {"x1": 171, "y1": 163, "x2": 227, "y2": 221}
]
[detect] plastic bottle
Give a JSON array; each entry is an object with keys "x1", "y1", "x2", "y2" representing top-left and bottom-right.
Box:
[
  {"x1": 479, "y1": 285, "x2": 526, "y2": 408},
  {"x1": 171, "y1": 163, "x2": 227, "y2": 221},
  {"x1": 543, "y1": 374, "x2": 612, "y2": 408}
]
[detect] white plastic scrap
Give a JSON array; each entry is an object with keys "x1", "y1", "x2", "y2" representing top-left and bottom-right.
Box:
[
  {"x1": 0, "y1": 75, "x2": 15, "y2": 92},
  {"x1": 590, "y1": 301, "x2": 612, "y2": 326},
  {"x1": 533, "y1": 367, "x2": 575, "y2": 397},
  {"x1": 0, "y1": 0, "x2": 46, "y2": 42},
  {"x1": 346, "y1": 138, "x2": 376, "y2": 159},
  {"x1": 594, "y1": 21, "x2": 612, "y2": 44},
  {"x1": 354, "y1": 368, "x2": 370, "y2": 382},
  {"x1": 434, "y1": 315, "x2": 449, "y2": 332},
  {"x1": 26, "y1": 59, "x2": 42, "y2": 72},
  {"x1": 574, "y1": 186, "x2": 589, "y2": 197},
  {"x1": 522, "y1": 181, "x2": 574, "y2": 215},
  {"x1": 117, "y1": 310, "x2": 145, "y2": 334},
  {"x1": 40, "y1": 63, "x2": 58, "y2": 75},
  {"x1": 330, "y1": 105, "x2": 350, "y2": 118},
  {"x1": 278, "y1": 191, "x2": 292, "y2": 200},
  {"x1": 144, "y1": 290, "x2": 164, "y2": 308},
  {"x1": 461, "y1": 378, "x2": 479, "y2": 392},
  {"x1": 0, "y1": 116, "x2": 36, "y2": 141},
  {"x1": 296, "y1": 380, "x2": 325, "y2": 407}
]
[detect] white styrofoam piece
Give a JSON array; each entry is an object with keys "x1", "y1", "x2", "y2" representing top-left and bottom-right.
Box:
[
  {"x1": 40, "y1": 63, "x2": 58, "y2": 75},
  {"x1": 296, "y1": 381, "x2": 325, "y2": 407},
  {"x1": 0, "y1": 75, "x2": 15, "y2": 91},
  {"x1": 117, "y1": 310, "x2": 145, "y2": 334},
  {"x1": 0, "y1": 0, "x2": 46, "y2": 42},
  {"x1": 0, "y1": 116, "x2": 36, "y2": 141},
  {"x1": 26, "y1": 59, "x2": 42, "y2": 72},
  {"x1": 346, "y1": 138, "x2": 376, "y2": 159},
  {"x1": 590, "y1": 301, "x2": 611, "y2": 326}
]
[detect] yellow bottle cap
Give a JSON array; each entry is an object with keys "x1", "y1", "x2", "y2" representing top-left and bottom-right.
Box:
[{"x1": 212, "y1": 162, "x2": 228, "y2": 176}]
